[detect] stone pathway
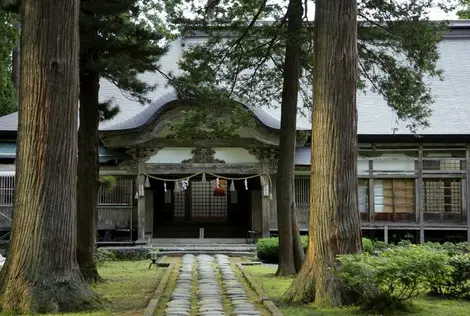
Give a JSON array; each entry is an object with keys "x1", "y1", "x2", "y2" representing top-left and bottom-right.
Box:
[
  {"x1": 165, "y1": 254, "x2": 195, "y2": 316},
  {"x1": 197, "y1": 254, "x2": 226, "y2": 316},
  {"x1": 165, "y1": 254, "x2": 262, "y2": 316},
  {"x1": 216, "y1": 254, "x2": 262, "y2": 316}
]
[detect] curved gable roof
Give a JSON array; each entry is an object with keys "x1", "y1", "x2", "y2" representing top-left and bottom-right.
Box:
[{"x1": 100, "y1": 91, "x2": 309, "y2": 132}]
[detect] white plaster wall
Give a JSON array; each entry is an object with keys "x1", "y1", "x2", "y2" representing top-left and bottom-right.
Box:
[
  {"x1": 213, "y1": 148, "x2": 259, "y2": 164},
  {"x1": 146, "y1": 148, "x2": 194, "y2": 163},
  {"x1": 372, "y1": 153, "x2": 415, "y2": 171},
  {"x1": 358, "y1": 160, "x2": 369, "y2": 173}
]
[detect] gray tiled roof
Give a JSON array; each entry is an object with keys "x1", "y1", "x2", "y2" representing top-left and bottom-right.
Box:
[{"x1": 2, "y1": 21, "x2": 470, "y2": 135}]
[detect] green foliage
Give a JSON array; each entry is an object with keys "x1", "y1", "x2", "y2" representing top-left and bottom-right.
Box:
[
  {"x1": 94, "y1": 248, "x2": 150, "y2": 262},
  {"x1": 338, "y1": 245, "x2": 452, "y2": 314},
  {"x1": 94, "y1": 248, "x2": 117, "y2": 266},
  {"x1": 257, "y1": 237, "x2": 393, "y2": 262},
  {"x1": 256, "y1": 236, "x2": 308, "y2": 263},
  {"x1": 458, "y1": 0, "x2": 470, "y2": 18},
  {"x1": 0, "y1": 6, "x2": 18, "y2": 116},
  {"x1": 167, "y1": 0, "x2": 455, "y2": 133},
  {"x1": 99, "y1": 175, "x2": 117, "y2": 192},
  {"x1": 79, "y1": 0, "x2": 170, "y2": 119}
]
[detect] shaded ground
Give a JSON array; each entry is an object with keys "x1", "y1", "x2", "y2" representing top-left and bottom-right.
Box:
[
  {"x1": 34, "y1": 261, "x2": 164, "y2": 316},
  {"x1": 245, "y1": 265, "x2": 470, "y2": 316}
]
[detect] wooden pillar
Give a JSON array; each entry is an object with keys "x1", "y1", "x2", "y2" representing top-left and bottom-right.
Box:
[
  {"x1": 136, "y1": 173, "x2": 146, "y2": 242},
  {"x1": 261, "y1": 195, "x2": 270, "y2": 237},
  {"x1": 384, "y1": 225, "x2": 389, "y2": 243},
  {"x1": 368, "y1": 159, "x2": 374, "y2": 223},
  {"x1": 418, "y1": 145, "x2": 425, "y2": 244},
  {"x1": 466, "y1": 146, "x2": 470, "y2": 242}
]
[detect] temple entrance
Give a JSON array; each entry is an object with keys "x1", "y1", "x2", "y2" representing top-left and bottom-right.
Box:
[{"x1": 152, "y1": 175, "x2": 259, "y2": 238}]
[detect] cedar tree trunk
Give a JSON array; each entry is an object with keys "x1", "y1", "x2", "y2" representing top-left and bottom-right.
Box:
[
  {"x1": 275, "y1": 0, "x2": 304, "y2": 277},
  {"x1": 77, "y1": 63, "x2": 102, "y2": 283},
  {"x1": 284, "y1": 0, "x2": 362, "y2": 306},
  {"x1": 292, "y1": 209, "x2": 305, "y2": 271},
  {"x1": 0, "y1": 0, "x2": 100, "y2": 312}
]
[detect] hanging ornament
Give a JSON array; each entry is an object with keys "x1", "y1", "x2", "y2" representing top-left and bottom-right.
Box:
[
  {"x1": 181, "y1": 179, "x2": 189, "y2": 191},
  {"x1": 163, "y1": 181, "x2": 167, "y2": 192},
  {"x1": 174, "y1": 181, "x2": 181, "y2": 193},
  {"x1": 144, "y1": 176, "x2": 151, "y2": 188},
  {"x1": 244, "y1": 179, "x2": 248, "y2": 190},
  {"x1": 214, "y1": 178, "x2": 226, "y2": 196},
  {"x1": 134, "y1": 191, "x2": 139, "y2": 200},
  {"x1": 201, "y1": 172, "x2": 207, "y2": 183},
  {"x1": 229, "y1": 180, "x2": 236, "y2": 192}
]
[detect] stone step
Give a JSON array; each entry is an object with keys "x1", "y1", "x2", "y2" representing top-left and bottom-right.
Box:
[
  {"x1": 157, "y1": 250, "x2": 254, "y2": 257},
  {"x1": 150, "y1": 238, "x2": 248, "y2": 244},
  {"x1": 155, "y1": 247, "x2": 256, "y2": 253},
  {"x1": 153, "y1": 244, "x2": 256, "y2": 249}
]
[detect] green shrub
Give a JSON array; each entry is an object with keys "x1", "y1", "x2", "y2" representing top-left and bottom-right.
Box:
[
  {"x1": 94, "y1": 248, "x2": 116, "y2": 266},
  {"x1": 94, "y1": 248, "x2": 151, "y2": 262},
  {"x1": 429, "y1": 253, "x2": 470, "y2": 299},
  {"x1": 108, "y1": 248, "x2": 151, "y2": 261},
  {"x1": 338, "y1": 245, "x2": 452, "y2": 314},
  {"x1": 256, "y1": 236, "x2": 308, "y2": 263},
  {"x1": 257, "y1": 237, "x2": 388, "y2": 262},
  {"x1": 362, "y1": 238, "x2": 374, "y2": 254}
]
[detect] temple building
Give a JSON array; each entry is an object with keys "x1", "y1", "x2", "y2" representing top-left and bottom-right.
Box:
[{"x1": 1, "y1": 21, "x2": 470, "y2": 244}]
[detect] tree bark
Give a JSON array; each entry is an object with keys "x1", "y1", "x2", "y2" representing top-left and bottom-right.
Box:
[
  {"x1": 275, "y1": 0, "x2": 304, "y2": 277},
  {"x1": 292, "y1": 209, "x2": 305, "y2": 271},
  {"x1": 0, "y1": 0, "x2": 100, "y2": 312},
  {"x1": 284, "y1": 0, "x2": 362, "y2": 306},
  {"x1": 77, "y1": 63, "x2": 102, "y2": 283}
]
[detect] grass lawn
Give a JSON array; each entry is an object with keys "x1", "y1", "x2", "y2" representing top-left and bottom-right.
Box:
[
  {"x1": 244, "y1": 265, "x2": 470, "y2": 316},
  {"x1": 41, "y1": 260, "x2": 164, "y2": 316}
]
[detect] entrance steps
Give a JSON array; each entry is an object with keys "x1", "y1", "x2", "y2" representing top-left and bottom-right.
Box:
[{"x1": 149, "y1": 238, "x2": 257, "y2": 257}]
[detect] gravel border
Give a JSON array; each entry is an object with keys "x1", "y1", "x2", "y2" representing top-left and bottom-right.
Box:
[
  {"x1": 143, "y1": 259, "x2": 175, "y2": 316},
  {"x1": 236, "y1": 263, "x2": 283, "y2": 316}
]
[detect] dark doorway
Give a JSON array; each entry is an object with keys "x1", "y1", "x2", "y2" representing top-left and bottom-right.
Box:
[{"x1": 152, "y1": 175, "x2": 259, "y2": 238}]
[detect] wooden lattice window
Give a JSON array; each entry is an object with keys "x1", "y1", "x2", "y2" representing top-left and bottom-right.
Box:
[
  {"x1": 374, "y1": 179, "x2": 415, "y2": 213},
  {"x1": 0, "y1": 176, "x2": 15, "y2": 206},
  {"x1": 294, "y1": 177, "x2": 310, "y2": 210},
  {"x1": 421, "y1": 159, "x2": 465, "y2": 171},
  {"x1": 424, "y1": 179, "x2": 462, "y2": 214},
  {"x1": 191, "y1": 180, "x2": 227, "y2": 218},
  {"x1": 98, "y1": 175, "x2": 134, "y2": 205}
]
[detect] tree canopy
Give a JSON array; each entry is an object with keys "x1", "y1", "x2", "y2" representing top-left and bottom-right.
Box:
[
  {"x1": 0, "y1": 8, "x2": 18, "y2": 116},
  {"x1": 457, "y1": 0, "x2": 470, "y2": 18},
  {"x1": 167, "y1": 0, "x2": 455, "y2": 132}
]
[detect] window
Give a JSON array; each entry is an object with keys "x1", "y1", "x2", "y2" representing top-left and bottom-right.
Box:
[
  {"x1": 0, "y1": 176, "x2": 14, "y2": 206},
  {"x1": 98, "y1": 176, "x2": 133, "y2": 205},
  {"x1": 294, "y1": 177, "x2": 310, "y2": 210},
  {"x1": 421, "y1": 159, "x2": 464, "y2": 171},
  {"x1": 374, "y1": 179, "x2": 415, "y2": 213},
  {"x1": 424, "y1": 179, "x2": 462, "y2": 214},
  {"x1": 358, "y1": 179, "x2": 368, "y2": 213}
]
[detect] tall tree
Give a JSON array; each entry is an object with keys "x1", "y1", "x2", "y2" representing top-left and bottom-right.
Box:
[
  {"x1": 0, "y1": 7, "x2": 18, "y2": 115},
  {"x1": 166, "y1": 0, "x2": 452, "y2": 273},
  {"x1": 77, "y1": 0, "x2": 167, "y2": 283},
  {"x1": 284, "y1": 0, "x2": 362, "y2": 305},
  {"x1": 458, "y1": 0, "x2": 470, "y2": 18},
  {"x1": 275, "y1": 0, "x2": 305, "y2": 276},
  {"x1": 0, "y1": 0, "x2": 99, "y2": 312}
]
